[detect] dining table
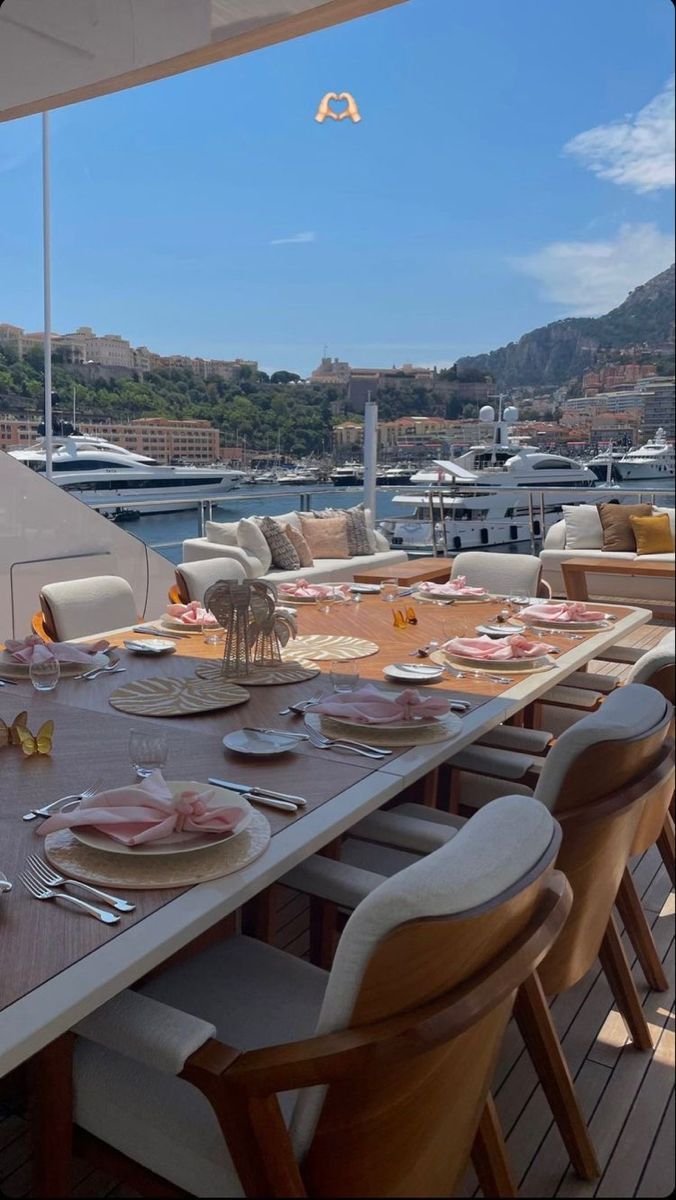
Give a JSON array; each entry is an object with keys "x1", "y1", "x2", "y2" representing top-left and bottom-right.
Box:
[{"x1": 0, "y1": 591, "x2": 652, "y2": 1080}]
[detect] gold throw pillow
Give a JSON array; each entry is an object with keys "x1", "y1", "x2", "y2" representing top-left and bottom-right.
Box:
[{"x1": 629, "y1": 513, "x2": 675, "y2": 556}]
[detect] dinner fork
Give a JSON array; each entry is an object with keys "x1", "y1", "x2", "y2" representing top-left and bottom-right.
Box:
[
  {"x1": 25, "y1": 855, "x2": 136, "y2": 912},
  {"x1": 19, "y1": 867, "x2": 120, "y2": 924},
  {"x1": 76, "y1": 664, "x2": 126, "y2": 681},
  {"x1": 443, "y1": 664, "x2": 511, "y2": 685},
  {"x1": 278, "y1": 694, "x2": 321, "y2": 716},
  {"x1": 22, "y1": 782, "x2": 101, "y2": 821},
  {"x1": 305, "y1": 728, "x2": 391, "y2": 759}
]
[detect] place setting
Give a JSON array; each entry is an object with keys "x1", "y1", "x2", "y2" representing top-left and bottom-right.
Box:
[
  {"x1": 301, "y1": 675, "x2": 465, "y2": 750},
  {"x1": 515, "y1": 599, "x2": 614, "y2": 632},
  {"x1": 25, "y1": 759, "x2": 273, "y2": 891},
  {"x1": 430, "y1": 627, "x2": 559, "y2": 680},
  {"x1": 0, "y1": 633, "x2": 123, "y2": 687},
  {"x1": 411, "y1": 576, "x2": 493, "y2": 604}
]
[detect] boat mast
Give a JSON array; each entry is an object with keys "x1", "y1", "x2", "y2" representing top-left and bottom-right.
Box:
[{"x1": 42, "y1": 113, "x2": 53, "y2": 479}]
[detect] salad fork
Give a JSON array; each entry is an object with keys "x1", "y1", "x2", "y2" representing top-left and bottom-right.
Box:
[
  {"x1": 25, "y1": 855, "x2": 135, "y2": 912},
  {"x1": 23, "y1": 781, "x2": 102, "y2": 821},
  {"x1": 19, "y1": 867, "x2": 120, "y2": 924},
  {"x1": 444, "y1": 664, "x2": 511, "y2": 685},
  {"x1": 76, "y1": 663, "x2": 126, "y2": 681},
  {"x1": 305, "y1": 728, "x2": 391, "y2": 759},
  {"x1": 278, "y1": 694, "x2": 321, "y2": 716}
]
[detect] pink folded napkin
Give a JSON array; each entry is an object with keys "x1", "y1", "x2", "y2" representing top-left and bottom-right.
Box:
[
  {"x1": 37, "y1": 772, "x2": 246, "y2": 847},
  {"x1": 277, "y1": 579, "x2": 351, "y2": 600},
  {"x1": 166, "y1": 601, "x2": 218, "y2": 626},
  {"x1": 4, "y1": 634, "x2": 110, "y2": 666},
  {"x1": 418, "y1": 576, "x2": 487, "y2": 598},
  {"x1": 442, "y1": 633, "x2": 556, "y2": 661},
  {"x1": 519, "y1": 601, "x2": 606, "y2": 623},
  {"x1": 310, "y1": 685, "x2": 451, "y2": 725}
]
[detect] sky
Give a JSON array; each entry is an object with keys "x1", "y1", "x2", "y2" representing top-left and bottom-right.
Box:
[{"x1": 0, "y1": 0, "x2": 674, "y2": 377}]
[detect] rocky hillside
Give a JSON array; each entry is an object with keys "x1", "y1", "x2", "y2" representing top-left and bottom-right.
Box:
[{"x1": 456, "y1": 263, "x2": 675, "y2": 390}]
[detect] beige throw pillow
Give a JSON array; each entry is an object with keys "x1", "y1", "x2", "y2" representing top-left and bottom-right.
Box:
[
  {"x1": 205, "y1": 520, "x2": 239, "y2": 546},
  {"x1": 299, "y1": 513, "x2": 350, "y2": 559},
  {"x1": 284, "y1": 524, "x2": 314, "y2": 567}
]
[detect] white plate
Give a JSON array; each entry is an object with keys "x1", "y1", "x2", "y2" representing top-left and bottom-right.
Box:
[
  {"x1": 305, "y1": 709, "x2": 462, "y2": 738},
  {"x1": 414, "y1": 590, "x2": 491, "y2": 603},
  {"x1": 525, "y1": 614, "x2": 612, "y2": 630},
  {"x1": 437, "y1": 650, "x2": 555, "y2": 673},
  {"x1": 161, "y1": 614, "x2": 217, "y2": 632},
  {"x1": 382, "y1": 662, "x2": 444, "y2": 684},
  {"x1": 123, "y1": 639, "x2": 176, "y2": 655},
  {"x1": 72, "y1": 780, "x2": 252, "y2": 856},
  {"x1": 223, "y1": 729, "x2": 297, "y2": 757},
  {"x1": 476, "y1": 622, "x2": 526, "y2": 637},
  {"x1": 0, "y1": 649, "x2": 110, "y2": 677}
]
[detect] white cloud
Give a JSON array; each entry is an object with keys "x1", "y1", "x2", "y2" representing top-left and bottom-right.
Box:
[
  {"x1": 268, "y1": 230, "x2": 317, "y2": 245},
  {"x1": 511, "y1": 222, "x2": 675, "y2": 316},
  {"x1": 564, "y1": 77, "x2": 675, "y2": 193}
]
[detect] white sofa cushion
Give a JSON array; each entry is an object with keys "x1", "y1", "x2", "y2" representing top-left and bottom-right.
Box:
[
  {"x1": 204, "y1": 520, "x2": 238, "y2": 546},
  {"x1": 237, "y1": 517, "x2": 272, "y2": 573},
  {"x1": 271, "y1": 509, "x2": 302, "y2": 533},
  {"x1": 561, "y1": 505, "x2": 603, "y2": 550}
]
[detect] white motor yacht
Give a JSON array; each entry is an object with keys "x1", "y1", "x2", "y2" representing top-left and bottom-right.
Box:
[
  {"x1": 379, "y1": 401, "x2": 597, "y2": 553},
  {"x1": 331, "y1": 462, "x2": 364, "y2": 487},
  {"x1": 8, "y1": 434, "x2": 245, "y2": 514},
  {"x1": 617, "y1": 430, "x2": 675, "y2": 480}
]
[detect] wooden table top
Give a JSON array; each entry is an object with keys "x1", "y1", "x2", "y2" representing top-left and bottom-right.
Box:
[
  {"x1": 351, "y1": 557, "x2": 454, "y2": 584},
  {"x1": 0, "y1": 594, "x2": 652, "y2": 1076},
  {"x1": 562, "y1": 557, "x2": 675, "y2": 578}
]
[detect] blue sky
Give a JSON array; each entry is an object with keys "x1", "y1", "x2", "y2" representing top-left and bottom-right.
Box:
[{"x1": 0, "y1": 0, "x2": 674, "y2": 376}]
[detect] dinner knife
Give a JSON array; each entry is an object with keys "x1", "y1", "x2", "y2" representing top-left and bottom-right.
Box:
[
  {"x1": 208, "y1": 781, "x2": 298, "y2": 813},
  {"x1": 132, "y1": 625, "x2": 192, "y2": 640},
  {"x1": 208, "y1": 778, "x2": 307, "y2": 806}
]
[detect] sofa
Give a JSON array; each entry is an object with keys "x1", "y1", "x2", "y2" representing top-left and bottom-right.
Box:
[
  {"x1": 182, "y1": 510, "x2": 408, "y2": 584},
  {"x1": 540, "y1": 504, "x2": 675, "y2": 604}
]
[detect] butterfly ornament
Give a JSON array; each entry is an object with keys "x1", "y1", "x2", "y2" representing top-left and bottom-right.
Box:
[{"x1": 0, "y1": 711, "x2": 54, "y2": 756}]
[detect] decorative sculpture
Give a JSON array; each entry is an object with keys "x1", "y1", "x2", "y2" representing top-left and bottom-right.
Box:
[{"x1": 203, "y1": 579, "x2": 297, "y2": 678}]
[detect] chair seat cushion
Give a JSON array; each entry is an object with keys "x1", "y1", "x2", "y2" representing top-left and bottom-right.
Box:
[
  {"x1": 450, "y1": 744, "x2": 537, "y2": 780},
  {"x1": 477, "y1": 725, "x2": 553, "y2": 754},
  {"x1": 75, "y1": 936, "x2": 328, "y2": 1197}
]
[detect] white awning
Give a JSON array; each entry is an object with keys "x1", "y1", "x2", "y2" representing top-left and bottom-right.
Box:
[
  {"x1": 0, "y1": 0, "x2": 406, "y2": 123},
  {"x1": 432, "y1": 459, "x2": 479, "y2": 482}
]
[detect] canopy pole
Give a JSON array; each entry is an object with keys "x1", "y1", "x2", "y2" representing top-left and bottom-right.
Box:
[
  {"x1": 363, "y1": 396, "x2": 378, "y2": 518},
  {"x1": 42, "y1": 111, "x2": 53, "y2": 479}
]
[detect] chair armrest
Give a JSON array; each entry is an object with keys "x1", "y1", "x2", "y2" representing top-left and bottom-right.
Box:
[
  {"x1": 74, "y1": 989, "x2": 217, "y2": 1075},
  {"x1": 282, "y1": 854, "x2": 386, "y2": 907}
]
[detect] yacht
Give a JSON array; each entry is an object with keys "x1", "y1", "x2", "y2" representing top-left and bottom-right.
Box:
[
  {"x1": 276, "y1": 465, "x2": 323, "y2": 486},
  {"x1": 617, "y1": 430, "x2": 675, "y2": 480},
  {"x1": 8, "y1": 434, "x2": 245, "y2": 514},
  {"x1": 331, "y1": 461, "x2": 364, "y2": 487},
  {"x1": 380, "y1": 464, "x2": 415, "y2": 485},
  {"x1": 587, "y1": 444, "x2": 627, "y2": 482},
  {"x1": 379, "y1": 401, "x2": 597, "y2": 553}
]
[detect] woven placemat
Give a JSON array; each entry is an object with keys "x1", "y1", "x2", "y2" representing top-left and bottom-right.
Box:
[
  {"x1": 282, "y1": 635, "x2": 379, "y2": 663},
  {"x1": 305, "y1": 711, "x2": 462, "y2": 747},
  {"x1": 43, "y1": 810, "x2": 271, "y2": 889},
  {"x1": 109, "y1": 675, "x2": 250, "y2": 716},
  {"x1": 194, "y1": 661, "x2": 320, "y2": 686}
]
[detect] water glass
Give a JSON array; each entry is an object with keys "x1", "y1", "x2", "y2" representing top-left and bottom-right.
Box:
[
  {"x1": 203, "y1": 621, "x2": 224, "y2": 646},
  {"x1": 380, "y1": 579, "x2": 399, "y2": 603},
  {"x1": 129, "y1": 731, "x2": 169, "y2": 779},
  {"x1": 329, "y1": 660, "x2": 359, "y2": 693},
  {"x1": 29, "y1": 658, "x2": 60, "y2": 692}
]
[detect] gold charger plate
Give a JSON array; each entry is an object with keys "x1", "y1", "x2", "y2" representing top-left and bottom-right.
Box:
[
  {"x1": 430, "y1": 649, "x2": 557, "y2": 676},
  {"x1": 305, "y1": 710, "x2": 462, "y2": 747},
  {"x1": 109, "y1": 675, "x2": 249, "y2": 716},
  {"x1": 44, "y1": 809, "x2": 271, "y2": 889}
]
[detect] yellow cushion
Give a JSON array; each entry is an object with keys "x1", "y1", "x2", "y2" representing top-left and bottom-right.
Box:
[{"x1": 629, "y1": 513, "x2": 675, "y2": 556}]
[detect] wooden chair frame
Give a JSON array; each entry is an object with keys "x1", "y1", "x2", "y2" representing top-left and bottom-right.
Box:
[{"x1": 35, "y1": 841, "x2": 571, "y2": 1198}]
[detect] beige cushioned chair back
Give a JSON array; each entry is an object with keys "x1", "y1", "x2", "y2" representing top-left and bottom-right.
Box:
[
  {"x1": 451, "y1": 550, "x2": 541, "y2": 595},
  {"x1": 292, "y1": 795, "x2": 559, "y2": 1194},
  {"x1": 40, "y1": 575, "x2": 138, "y2": 640},
  {"x1": 175, "y1": 559, "x2": 246, "y2": 604}
]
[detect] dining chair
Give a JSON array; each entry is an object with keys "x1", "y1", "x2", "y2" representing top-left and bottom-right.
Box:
[
  {"x1": 38, "y1": 575, "x2": 139, "y2": 641},
  {"x1": 282, "y1": 684, "x2": 674, "y2": 1180},
  {"x1": 171, "y1": 558, "x2": 247, "y2": 605},
  {"x1": 36, "y1": 797, "x2": 569, "y2": 1199},
  {"x1": 450, "y1": 550, "x2": 551, "y2": 598}
]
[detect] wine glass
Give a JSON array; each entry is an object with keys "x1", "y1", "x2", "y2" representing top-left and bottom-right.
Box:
[
  {"x1": 29, "y1": 658, "x2": 60, "y2": 692},
  {"x1": 129, "y1": 731, "x2": 169, "y2": 779},
  {"x1": 329, "y1": 660, "x2": 359, "y2": 693}
]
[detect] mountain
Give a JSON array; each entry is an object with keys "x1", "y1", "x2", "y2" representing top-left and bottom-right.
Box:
[{"x1": 456, "y1": 264, "x2": 675, "y2": 390}]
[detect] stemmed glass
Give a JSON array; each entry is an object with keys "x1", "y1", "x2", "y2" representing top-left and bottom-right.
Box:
[{"x1": 29, "y1": 658, "x2": 60, "y2": 692}]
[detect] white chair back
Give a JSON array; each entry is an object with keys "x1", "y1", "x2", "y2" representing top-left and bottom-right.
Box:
[
  {"x1": 175, "y1": 558, "x2": 246, "y2": 604},
  {"x1": 40, "y1": 575, "x2": 138, "y2": 640},
  {"x1": 451, "y1": 550, "x2": 542, "y2": 596}
]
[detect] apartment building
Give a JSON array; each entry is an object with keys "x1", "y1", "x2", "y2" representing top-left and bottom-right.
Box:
[
  {"x1": 582, "y1": 362, "x2": 655, "y2": 395},
  {"x1": 0, "y1": 416, "x2": 221, "y2": 463},
  {"x1": 638, "y1": 378, "x2": 675, "y2": 439}
]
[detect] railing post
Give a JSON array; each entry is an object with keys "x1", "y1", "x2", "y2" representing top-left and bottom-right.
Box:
[{"x1": 528, "y1": 492, "x2": 536, "y2": 554}]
